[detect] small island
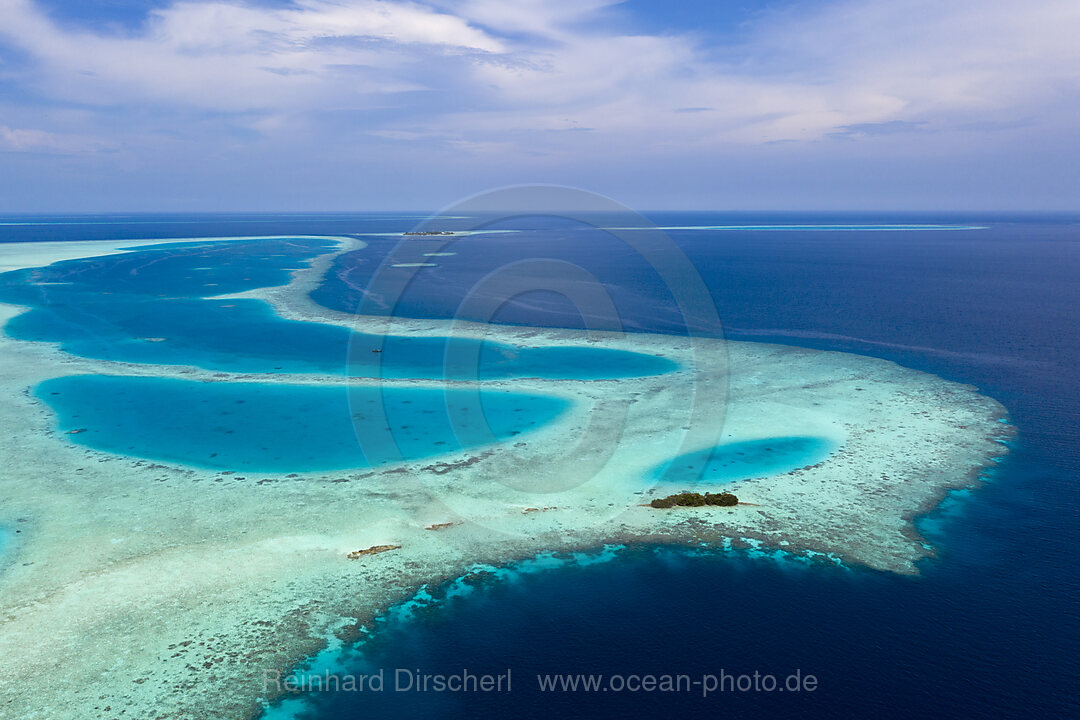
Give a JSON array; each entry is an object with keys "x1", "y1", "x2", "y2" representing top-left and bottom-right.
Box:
[{"x1": 650, "y1": 491, "x2": 739, "y2": 508}]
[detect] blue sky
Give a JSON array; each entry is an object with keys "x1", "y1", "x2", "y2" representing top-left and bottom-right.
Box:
[{"x1": 1, "y1": 0, "x2": 1078, "y2": 211}]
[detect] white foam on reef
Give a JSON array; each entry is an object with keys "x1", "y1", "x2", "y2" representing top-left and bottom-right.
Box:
[
  {"x1": 0, "y1": 235, "x2": 1012, "y2": 719},
  {"x1": 605, "y1": 224, "x2": 989, "y2": 231},
  {"x1": 348, "y1": 230, "x2": 520, "y2": 238}
]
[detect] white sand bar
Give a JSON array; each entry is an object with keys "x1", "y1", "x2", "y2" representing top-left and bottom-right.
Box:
[{"x1": 0, "y1": 237, "x2": 1011, "y2": 719}]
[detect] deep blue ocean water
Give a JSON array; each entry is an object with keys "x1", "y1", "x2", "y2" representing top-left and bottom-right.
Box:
[{"x1": 2, "y1": 212, "x2": 1078, "y2": 719}]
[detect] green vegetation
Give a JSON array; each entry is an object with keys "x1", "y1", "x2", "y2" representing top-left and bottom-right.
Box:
[{"x1": 649, "y1": 491, "x2": 738, "y2": 509}]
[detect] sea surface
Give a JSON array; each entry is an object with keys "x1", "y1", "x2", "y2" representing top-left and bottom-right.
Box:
[
  {"x1": 0, "y1": 237, "x2": 675, "y2": 379},
  {"x1": 651, "y1": 436, "x2": 836, "y2": 485},
  {"x1": 0, "y1": 525, "x2": 14, "y2": 571},
  {"x1": 38, "y1": 375, "x2": 570, "y2": 472},
  {"x1": 2, "y1": 212, "x2": 1078, "y2": 719}
]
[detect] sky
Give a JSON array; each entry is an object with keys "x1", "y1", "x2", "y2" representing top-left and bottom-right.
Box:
[{"x1": 0, "y1": 0, "x2": 1078, "y2": 212}]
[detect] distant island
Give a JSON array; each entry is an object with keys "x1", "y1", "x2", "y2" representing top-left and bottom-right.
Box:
[{"x1": 403, "y1": 231, "x2": 455, "y2": 236}]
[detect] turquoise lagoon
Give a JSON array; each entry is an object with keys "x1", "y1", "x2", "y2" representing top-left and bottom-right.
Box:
[
  {"x1": 38, "y1": 375, "x2": 570, "y2": 472},
  {"x1": 0, "y1": 238, "x2": 677, "y2": 379},
  {"x1": 5, "y1": 237, "x2": 679, "y2": 474},
  {"x1": 651, "y1": 436, "x2": 835, "y2": 485}
]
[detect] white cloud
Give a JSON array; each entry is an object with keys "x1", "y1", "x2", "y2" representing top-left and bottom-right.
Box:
[
  {"x1": 0, "y1": 0, "x2": 1077, "y2": 159},
  {"x1": 751, "y1": 0, "x2": 1080, "y2": 119},
  {"x1": 446, "y1": 0, "x2": 622, "y2": 39},
  {"x1": 150, "y1": 0, "x2": 505, "y2": 53},
  {"x1": 0, "y1": 125, "x2": 117, "y2": 154},
  {"x1": 434, "y1": 0, "x2": 1080, "y2": 151},
  {"x1": 0, "y1": 0, "x2": 503, "y2": 111}
]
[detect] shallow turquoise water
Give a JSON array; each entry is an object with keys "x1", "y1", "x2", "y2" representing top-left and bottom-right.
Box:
[
  {"x1": 0, "y1": 237, "x2": 335, "y2": 301},
  {"x1": 651, "y1": 436, "x2": 835, "y2": 484},
  {"x1": 0, "y1": 238, "x2": 678, "y2": 379},
  {"x1": 0, "y1": 526, "x2": 13, "y2": 566},
  {"x1": 38, "y1": 375, "x2": 571, "y2": 472}
]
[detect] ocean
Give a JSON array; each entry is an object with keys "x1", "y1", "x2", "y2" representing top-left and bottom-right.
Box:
[{"x1": 1, "y1": 211, "x2": 1077, "y2": 719}]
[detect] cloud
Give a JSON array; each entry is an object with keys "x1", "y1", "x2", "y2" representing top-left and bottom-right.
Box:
[
  {"x1": 0, "y1": 0, "x2": 1078, "y2": 210},
  {"x1": 0, "y1": 0, "x2": 503, "y2": 112},
  {"x1": 829, "y1": 120, "x2": 930, "y2": 139},
  {"x1": 751, "y1": 0, "x2": 1080, "y2": 120},
  {"x1": 0, "y1": 125, "x2": 117, "y2": 154},
  {"x1": 3, "y1": 0, "x2": 1078, "y2": 142},
  {"x1": 439, "y1": 0, "x2": 623, "y2": 39}
]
